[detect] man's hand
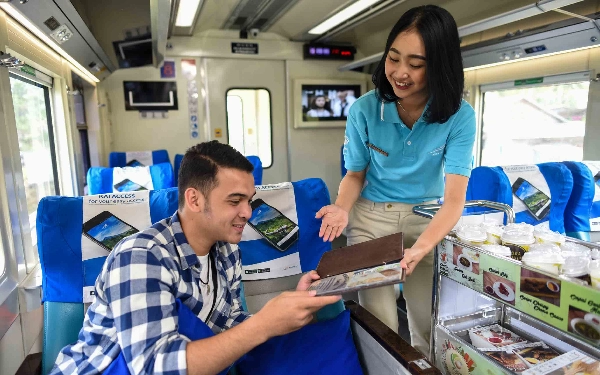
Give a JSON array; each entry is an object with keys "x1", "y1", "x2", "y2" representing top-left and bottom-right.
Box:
[
  {"x1": 315, "y1": 204, "x2": 348, "y2": 242},
  {"x1": 296, "y1": 270, "x2": 320, "y2": 291},
  {"x1": 254, "y1": 291, "x2": 341, "y2": 338}
]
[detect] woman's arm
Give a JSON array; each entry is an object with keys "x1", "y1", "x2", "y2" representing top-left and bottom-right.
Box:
[{"x1": 400, "y1": 173, "x2": 468, "y2": 274}]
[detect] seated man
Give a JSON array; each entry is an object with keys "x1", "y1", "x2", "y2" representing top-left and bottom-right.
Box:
[{"x1": 51, "y1": 141, "x2": 340, "y2": 375}]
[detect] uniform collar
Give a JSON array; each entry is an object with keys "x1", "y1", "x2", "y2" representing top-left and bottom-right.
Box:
[{"x1": 379, "y1": 97, "x2": 432, "y2": 125}]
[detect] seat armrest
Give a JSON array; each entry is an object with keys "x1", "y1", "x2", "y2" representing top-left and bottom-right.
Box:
[{"x1": 345, "y1": 300, "x2": 440, "y2": 375}]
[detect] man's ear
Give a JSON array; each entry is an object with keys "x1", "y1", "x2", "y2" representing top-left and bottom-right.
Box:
[{"x1": 184, "y1": 187, "x2": 205, "y2": 213}]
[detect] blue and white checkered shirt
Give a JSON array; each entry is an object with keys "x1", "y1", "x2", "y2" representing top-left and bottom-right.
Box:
[{"x1": 50, "y1": 212, "x2": 250, "y2": 374}]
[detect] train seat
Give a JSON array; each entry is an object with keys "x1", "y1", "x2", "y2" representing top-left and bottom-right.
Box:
[
  {"x1": 174, "y1": 154, "x2": 263, "y2": 185},
  {"x1": 86, "y1": 162, "x2": 175, "y2": 195},
  {"x1": 562, "y1": 161, "x2": 600, "y2": 241},
  {"x1": 108, "y1": 149, "x2": 170, "y2": 168},
  {"x1": 466, "y1": 162, "x2": 573, "y2": 232}
]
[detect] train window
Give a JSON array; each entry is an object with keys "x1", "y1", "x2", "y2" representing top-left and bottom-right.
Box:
[
  {"x1": 9, "y1": 73, "x2": 59, "y2": 252},
  {"x1": 480, "y1": 72, "x2": 589, "y2": 166},
  {"x1": 226, "y1": 88, "x2": 273, "y2": 168}
]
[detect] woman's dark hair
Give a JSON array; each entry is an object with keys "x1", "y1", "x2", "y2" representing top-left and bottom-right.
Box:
[
  {"x1": 372, "y1": 5, "x2": 463, "y2": 124},
  {"x1": 178, "y1": 141, "x2": 253, "y2": 208}
]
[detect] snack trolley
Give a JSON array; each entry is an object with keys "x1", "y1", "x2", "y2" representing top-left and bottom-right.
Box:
[{"x1": 413, "y1": 200, "x2": 600, "y2": 374}]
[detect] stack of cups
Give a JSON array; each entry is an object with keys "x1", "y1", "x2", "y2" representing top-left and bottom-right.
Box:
[
  {"x1": 455, "y1": 225, "x2": 487, "y2": 247},
  {"x1": 590, "y1": 260, "x2": 600, "y2": 290},
  {"x1": 480, "y1": 244, "x2": 512, "y2": 258},
  {"x1": 522, "y1": 244, "x2": 565, "y2": 275}
]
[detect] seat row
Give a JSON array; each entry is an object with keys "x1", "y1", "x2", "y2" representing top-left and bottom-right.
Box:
[{"x1": 86, "y1": 149, "x2": 263, "y2": 194}]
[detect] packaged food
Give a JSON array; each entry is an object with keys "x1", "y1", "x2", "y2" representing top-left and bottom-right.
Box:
[
  {"x1": 479, "y1": 347, "x2": 529, "y2": 372},
  {"x1": 512, "y1": 342, "x2": 560, "y2": 366},
  {"x1": 480, "y1": 244, "x2": 512, "y2": 258},
  {"x1": 455, "y1": 224, "x2": 487, "y2": 246},
  {"x1": 560, "y1": 242, "x2": 591, "y2": 260},
  {"x1": 533, "y1": 228, "x2": 565, "y2": 247},
  {"x1": 505, "y1": 222, "x2": 534, "y2": 234},
  {"x1": 561, "y1": 256, "x2": 591, "y2": 285},
  {"x1": 522, "y1": 249, "x2": 564, "y2": 275},
  {"x1": 502, "y1": 230, "x2": 535, "y2": 260},
  {"x1": 521, "y1": 350, "x2": 600, "y2": 375},
  {"x1": 480, "y1": 221, "x2": 504, "y2": 245},
  {"x1": 468, "y1": 324, "x2": 527, "y2": 349},
  {"x1": 591, "y1": 248, "x2": 600, "y2": 260},
  {"x1": 589, "y1": 259, "x2": 600, "y2": 290}
]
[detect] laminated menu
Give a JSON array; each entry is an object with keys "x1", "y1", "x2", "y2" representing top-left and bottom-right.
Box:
[
  {"x1": 512, "y1": 342, "x2": 560, "y2": 367},
  {"x1": 521, "y1": 350, "x2": 600, "y2": 374},
  {"x1": 468, "y1": 324, "x2": 528, "y2": 348},
  {"x1": 307, "y1": 233, "x2": 405, "y2": 296}
]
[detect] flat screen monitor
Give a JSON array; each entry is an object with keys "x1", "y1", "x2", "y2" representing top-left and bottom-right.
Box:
[{"x1": 294, "y1": 79, "x2": 366, "y2": 128}]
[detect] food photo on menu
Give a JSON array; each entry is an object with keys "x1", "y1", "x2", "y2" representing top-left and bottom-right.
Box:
[
  {"x1": 453, "y1": 243, "x2": 480, "y2": 274},
  {"x1": 520, "y1": 268, "x2": 562, "y2": 307},
  {"x1": 468, "y1": 324, "x2": 528, "y2": 349},
  {"x1": 483, "y1": 270, "x2": 516, "y2": 305},
  {"x1": 567, "y1": 307, "x2": 600, "y2": 346}
]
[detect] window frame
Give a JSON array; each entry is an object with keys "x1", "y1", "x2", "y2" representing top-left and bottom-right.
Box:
[
  {"x1": 225, "y1": 87, "x2": 274, "y2": 169},
  {"x1": 478, "y1": 71, "x2": 591, "y2": 166}
]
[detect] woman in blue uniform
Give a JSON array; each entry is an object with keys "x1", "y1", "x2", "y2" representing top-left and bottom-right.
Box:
[{"x1": 316, "y1": 5, "x2": 476, "y2": 356}]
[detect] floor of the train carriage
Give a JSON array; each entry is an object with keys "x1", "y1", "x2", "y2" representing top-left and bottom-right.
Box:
[{"x1": 331, "y1": 235, "x2": 412, "y2": 344}]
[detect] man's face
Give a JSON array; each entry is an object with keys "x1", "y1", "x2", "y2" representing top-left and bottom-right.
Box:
[{"x1": 198, "y1": 168, "x2": 255, "y2": 244}]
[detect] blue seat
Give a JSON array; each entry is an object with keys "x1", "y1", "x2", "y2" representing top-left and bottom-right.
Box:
[
  {"x1": 37, "y1": 179, "x2": 343, "y2": 374},
  {"x1": 86, "y1": 162, "x2": 175, "y2": 195},
  {"x1": 174, "y1": 154, "x2": 263, "y2": 186},
  {"x1": 108, "y1": 149, "x2": 170, "y2": 168},
  {"x1": 466, "y1": 163, "x2": 573, "y2": 232},
  {"x1": 562, "y1": 161, "x2": 600, "y2": 241}
]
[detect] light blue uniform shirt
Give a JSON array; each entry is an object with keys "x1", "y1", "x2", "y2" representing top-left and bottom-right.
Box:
[{"x1": 343, "y1": 90, "x2": 476, "y2": 203}]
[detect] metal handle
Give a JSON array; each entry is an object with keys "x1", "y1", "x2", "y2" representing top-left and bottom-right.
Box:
[{"x1": 412, "y1": 200, "x2": 515, "y2": 223}]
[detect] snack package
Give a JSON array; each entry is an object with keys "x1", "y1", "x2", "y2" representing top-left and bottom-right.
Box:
[
  {"x1": 468, "y1": 324, "x2": 528, "y2": 348},
  {"x1": 480, "y1": 347, "x2": 529, "y2": 372},
  {"x1": 521, "y1": 350, "x2": 600, "y2": 374},
  {"x1": 512, "y1": 342, "x2": 560, "y2": 366}
]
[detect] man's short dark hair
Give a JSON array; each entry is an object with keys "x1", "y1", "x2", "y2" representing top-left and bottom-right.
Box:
[
  {"x1": 178, "y1": 141, "x2": 254, "y2": 208},
  {"x1": 372, "y1": 5, "x2": 464, "y2": 124}
]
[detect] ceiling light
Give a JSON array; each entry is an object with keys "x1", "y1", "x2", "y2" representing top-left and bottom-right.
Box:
[
  {"x1": 175, "y1": 0, "x2": 202, "y2": 27},
  {"x1": 0, "y1": 4, "x2": 99, "y2": 83},
  {"x1": 308, "y1": 0, "x2": 380, "y2": 35}
]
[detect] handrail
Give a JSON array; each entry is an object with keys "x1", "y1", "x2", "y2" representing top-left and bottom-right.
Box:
[{"x1": 412, "y1": 200, "x2": 515, "y2": 224}]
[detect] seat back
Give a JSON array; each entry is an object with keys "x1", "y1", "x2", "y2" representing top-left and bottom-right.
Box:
[
  {"x1": 238, "y1": 178, "x2": 343, "y2": 318},
  {"x1": 174, "y1": 154, "x2": 263, "y2": 186},
  {"x1": 86, "y1": 162, "x2": 174, "y2": 195},
  {"x1": 563, "y1": 161, "x2": 600, "y2": 241},
  {"x1": 467, "y1": 163, "x2": 573, "y2": 232},
  {"x1": 108, "y1": 149, "x2": 170, "y2": 168},
  {"x1": 37, "y1": 189, "x2": 179, "y2": 374}
]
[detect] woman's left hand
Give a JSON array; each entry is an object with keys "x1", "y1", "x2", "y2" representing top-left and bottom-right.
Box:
[{"x1": 400, "y1": 248, "x2": 428, "y2": 276}]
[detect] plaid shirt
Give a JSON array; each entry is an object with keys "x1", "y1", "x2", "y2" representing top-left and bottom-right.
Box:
[{"x1": 51, "y1": 212, "x2": 250, "y2": 375}]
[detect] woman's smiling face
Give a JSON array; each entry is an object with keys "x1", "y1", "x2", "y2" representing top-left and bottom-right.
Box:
[{"x1": 384, "y1": 29, "x2": 428, "y2": 102}]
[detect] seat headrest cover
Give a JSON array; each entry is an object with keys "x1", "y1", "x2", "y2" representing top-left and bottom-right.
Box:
[
  {"x1": 239, "y1": 178, "x2": 331, "y2": 280},
  {"x1": 109, "y1": 150, "x2": 170, "y2": 168},
  {"x1": 87, "y1": 163, "x2": 174, "y2": 195},
  {"x1": 37, "y1": 188, "x2": 179, "y2": 303}
]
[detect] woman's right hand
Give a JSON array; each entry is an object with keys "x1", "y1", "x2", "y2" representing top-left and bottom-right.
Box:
[{"x1": 315, "y1": 204, "x2": 349, "y2": 242}]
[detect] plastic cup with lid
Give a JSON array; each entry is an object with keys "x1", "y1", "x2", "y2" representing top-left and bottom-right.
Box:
[
  {"x1": 455, "y1": 224, "x2": 487, "y2": 246},
  {"x1": 529, "y1": 243, "x2": 562, "y2": 254},
  {"x1": 533, "y1": 228, "x2": 566, "y2": 247},
  {"x1": 591, "y1": 248, "x2": 600, "y2": 261},
  {"x1": 501, "y1": 229, "x2": 535, "y2": 252},
  {"x1": 504, "y1": 222, "x2": 534, "y2": 234},
  {"x1": 560, "y1": 242, "x2": 591, "y2": 260},
  {"x1": 522, "y1": 250, "x2": 564, "y2": 275},
  {"x1": 480, "y1": 244, "x2": 511, "y2": 258},
  {"x1": 561, "y1": 256, "x2": 591, "y2": 284},
  {"x1": 480, "y1": 222, "x2": 504, "y2": 245},
  {"x1": 590, "y1": 260, "x2": 600, "y2": 290}
]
